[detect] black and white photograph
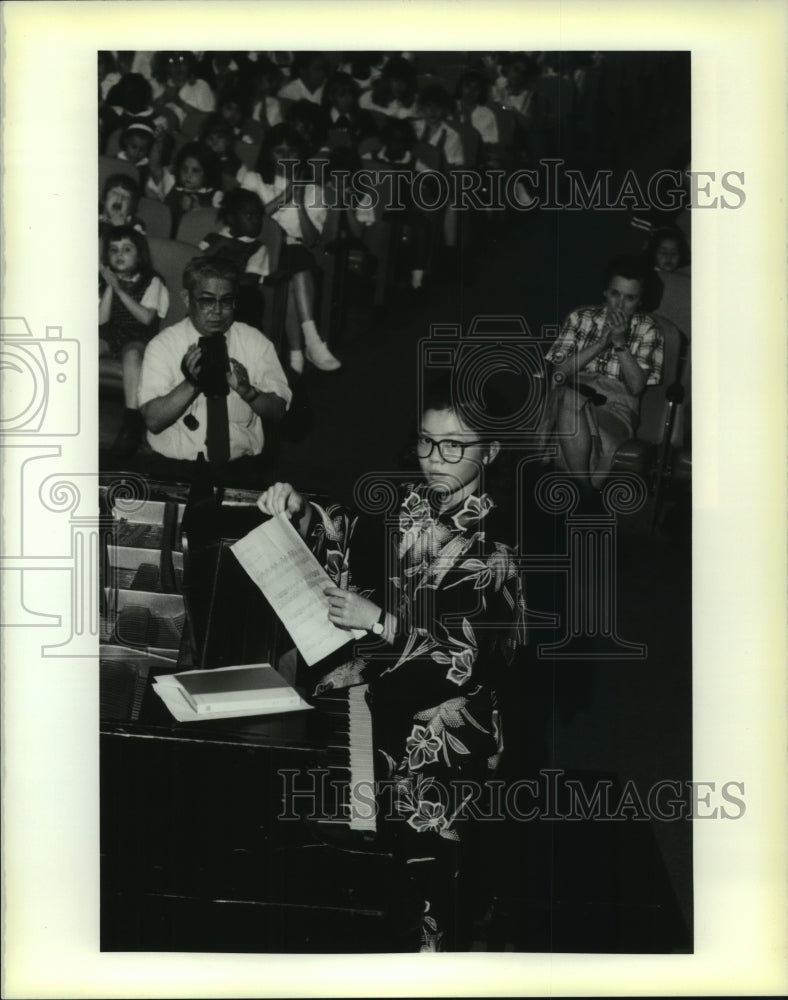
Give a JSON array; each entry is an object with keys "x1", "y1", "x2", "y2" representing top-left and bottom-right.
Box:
[
  {"x1": 3, "y1": 2, "x2": 786, "y2": 996},
  {"x1": 96, "y1": 44, "x2": 696, "y2": 956}
]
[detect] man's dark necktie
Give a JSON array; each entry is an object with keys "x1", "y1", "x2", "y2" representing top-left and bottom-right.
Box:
[
  {"x1": 204, "y1": 335, "x2": 230, "y2": 465},
  {"x1": 206, "y1": 394, "x2": 230, "y2": 464}
]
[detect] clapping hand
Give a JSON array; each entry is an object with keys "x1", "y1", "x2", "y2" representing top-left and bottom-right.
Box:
[
  {"x1": 180, "y1": 343, "x2": 202, "y2": 386},
  {"x1": 227, "y1": 358, "x2": 251, "y2": 397},
  {"x1": 604, "y1": 307, "x2": 629, "y2": 348},
  {"x1": 100, "y1": 264, "x2": 120, "y2": 291}
]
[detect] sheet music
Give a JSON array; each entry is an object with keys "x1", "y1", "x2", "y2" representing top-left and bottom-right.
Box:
[{"x1": 230, "y1": 513, "x2": 363, "y2": 666}]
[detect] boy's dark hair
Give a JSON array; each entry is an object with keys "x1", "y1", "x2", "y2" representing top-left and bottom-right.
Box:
[
  {"x1": 217, "y1": 188, "x2": 264, "y2": 227},
  {"x1": 183, "y1": 256, "x2": 241, "y2": 293},
  {"x1": 422, "y1": 372, "x2": 513, "y2": 436},
  {"x1": 256, "y1": 123, "x2": 307, "y2": 183},
  {"x1": 101, "y1": 225, "x2": 155, "y2": 285},
  {"x1": 173, "y1": 141, "x2": 222, "y2": 190}
]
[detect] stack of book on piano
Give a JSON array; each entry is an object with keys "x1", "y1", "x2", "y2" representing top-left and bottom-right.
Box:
[{"x1": 152, "y1": 664, "x2": 312, "y2": 722}]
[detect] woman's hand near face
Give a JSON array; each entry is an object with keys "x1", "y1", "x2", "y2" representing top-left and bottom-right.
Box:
[
  {"x1": 257, "y1": 482, "x2": 306, "y2": 520},
  {"x1": 324, "y1": 587, "x2": 381, "y2": 632}
]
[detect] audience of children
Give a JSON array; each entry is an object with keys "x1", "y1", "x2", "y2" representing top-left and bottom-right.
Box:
[
  {"x1": 99, "y1": 225, "x2": 170, "y2": 456},
  {"x1": 99, "y1": 50, "x2": 632, "y2": 461}
]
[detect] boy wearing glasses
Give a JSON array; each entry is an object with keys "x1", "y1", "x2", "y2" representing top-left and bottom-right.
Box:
[{"x1": 138, "y1": 257, "x2": 291, "y2": 466}]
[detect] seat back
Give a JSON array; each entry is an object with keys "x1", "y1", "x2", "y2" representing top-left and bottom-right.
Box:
[
  {"x1": 148, "y1": 238, "x2": 199, "y2": 326},
  {"x1": 137, "y1": 197, "x2": 172, "y2": 239},
  {"x1": 175, "y1": 206, "x2": 220, "y2": 246},
  {"x1": 635, "y1": 316, "x2": 688, "y2": 448},
  {"x1": 99, "y1": 156, "x2": 139, "y2": 193}
]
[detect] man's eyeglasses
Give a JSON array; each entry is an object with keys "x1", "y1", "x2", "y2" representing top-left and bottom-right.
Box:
[
  {"x1": 194, "y1": 295, "x2": 236, "y2": 313},
  {"x1": 416, "y1": 435, "x2": 482, "y2": 464}
]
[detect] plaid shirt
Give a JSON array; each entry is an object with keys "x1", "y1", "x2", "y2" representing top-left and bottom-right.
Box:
[{"x1": 546, "y1": 305, "x2": 664, "y2": 386}]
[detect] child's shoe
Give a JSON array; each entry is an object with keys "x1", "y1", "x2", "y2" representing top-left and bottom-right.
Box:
[{"x1": 302, "y1": 320, "x2": 342, "y2": 371}]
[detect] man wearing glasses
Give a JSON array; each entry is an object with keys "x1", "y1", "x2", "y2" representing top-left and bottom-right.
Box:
[{"x1": 138, "y1": 257, "x2": 291, "y2": 473}]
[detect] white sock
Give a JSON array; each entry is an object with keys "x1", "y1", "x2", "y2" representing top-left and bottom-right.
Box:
[
  {"x1": 411, "y1": 269, "x2": 424, "y2": 289},
  {"x1": 289, "y1": 349, "x2": 304, "y2": 373},
  {"x1": 301, "y1": 319, "x2": 320, "y2": 342}
]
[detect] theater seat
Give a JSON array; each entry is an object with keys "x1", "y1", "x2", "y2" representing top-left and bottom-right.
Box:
[
  {"x1": 611, "y1": 316, "x2": 690, "y2": 530},
  {"x1": 137, "y1": 197, "x2": 172, "y2": 239},
  {"x1": 99, "y1": 155, "x2": 139, "y2": 192},
  {"x1": 175, "y1": 206, "x2": 220, "y2": 246},
  {"x1": 148, "y1": 237, "x2": 200, "y2": 327}
]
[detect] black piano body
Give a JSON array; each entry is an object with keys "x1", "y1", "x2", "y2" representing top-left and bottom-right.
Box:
[{"x1": 100, "y1": 475, "x2": 420, "y2": 953}]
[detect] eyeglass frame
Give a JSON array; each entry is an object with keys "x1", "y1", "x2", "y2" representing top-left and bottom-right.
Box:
[
  {"x1": 415, "y1": 434, "x2": 484, "y2": 464},
  {"x1": 193, "y1": 294, "x2": 237, "y2": 313}
]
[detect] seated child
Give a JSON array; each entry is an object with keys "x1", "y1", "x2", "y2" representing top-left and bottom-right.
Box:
[
  {"x1": 241, "y1": 123, "x2": 340, "y2": 372},
  {"x1": 149, "y1": 140, "x2": 223, "y2": 237},
  {"x1": 455, "y1": 69, "x2": 499, "y2": 160},
  {"x1": 359, "y1": 55, "x2": 417, "y2": 118},
  {"x1": 278, "y1": 52, "x2": 329, "y2": 105},
  {"x1": 322, "y1": 71, "x2": 379, "y2": 146},
  {"x1": 198, "y1": 188, "x2": 270, "y2": 328},
  {"x1": 249, "y1": 55, "x2": 285, "y2": 128},
  {"x1": 99, "y1": 225, "x2": 170, "y2": 456},
  {"x1": 199, "y1": 113, "x2": 242, "y2": 191},
  {"x1": 361, "y1": 117, "x2": 432, "y2": 291},
  {"x1": 99, "y1": 173, "x2": 146, "y2": 240},
  {"x1": 151, "y1": 50, "x2": 216, "y2": 126}
]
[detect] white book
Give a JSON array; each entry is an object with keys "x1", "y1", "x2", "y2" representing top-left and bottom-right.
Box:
[{"x1": 152, "y1": 664, "x2": 312, "y2": 721}]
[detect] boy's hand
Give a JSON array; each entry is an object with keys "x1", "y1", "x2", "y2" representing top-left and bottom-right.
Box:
[
  {"x1": 324, "y1": 588, "x2": 380, "y2": 632},
  {"x1": 257, "y1": 482, "x2": 305, "y2": 520}
]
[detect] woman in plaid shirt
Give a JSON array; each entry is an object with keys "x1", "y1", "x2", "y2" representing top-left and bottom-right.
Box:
[{"x1": 544, "y1": 255, "x2": 664, "y2": 488}]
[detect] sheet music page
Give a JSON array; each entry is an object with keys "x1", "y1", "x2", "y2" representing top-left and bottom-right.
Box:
[{"x1": 230, "y1": 513, "x2": 363, "y2": 666}]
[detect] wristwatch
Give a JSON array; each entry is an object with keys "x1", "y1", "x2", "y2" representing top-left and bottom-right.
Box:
[{"x1": 371, "y1": 608, "x2": 386, "y2": 636}]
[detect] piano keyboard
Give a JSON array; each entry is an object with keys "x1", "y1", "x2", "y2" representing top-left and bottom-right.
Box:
[{"x1": 318, "y1": 684, "x2": 377, "y2": 833}]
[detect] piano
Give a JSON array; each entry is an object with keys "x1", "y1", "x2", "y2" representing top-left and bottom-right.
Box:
[{"x1": 99, "y1": 474, "x2": 421, "y2": 953}]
